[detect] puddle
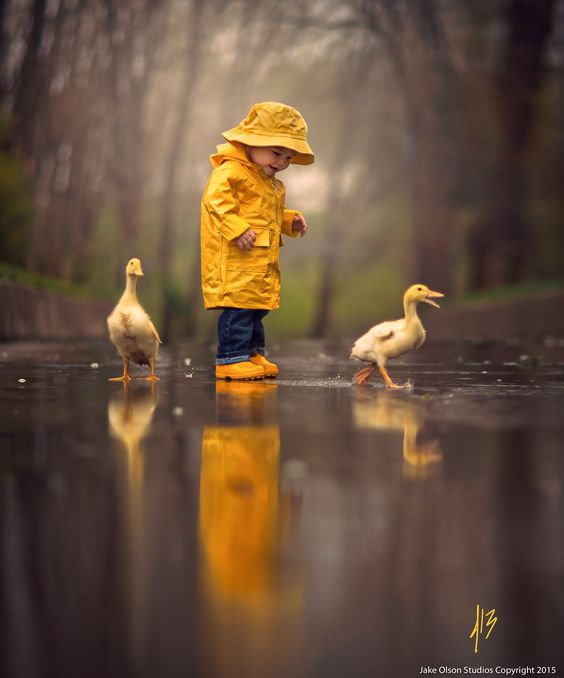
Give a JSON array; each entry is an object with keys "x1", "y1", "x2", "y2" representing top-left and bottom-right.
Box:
[{"x1": 1, "y1": 339, "x2": 564, "y2": 675}]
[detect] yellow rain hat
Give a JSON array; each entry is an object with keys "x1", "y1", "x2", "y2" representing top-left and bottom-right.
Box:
[{"x1": 222, "y1": 102, "x2": 315, "y2": 165}]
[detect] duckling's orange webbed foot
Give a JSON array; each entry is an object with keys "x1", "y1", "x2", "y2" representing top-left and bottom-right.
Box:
[
  {"x1": 109, "y1": 359, "x2": 132, "y2": 382},
  {"x1": 378, "y1": 365, "x2": 406, "y2": 389},
  {"x1": 142, "y1": 358, "x2": 159, "y2": 381},
  {"x1": 354, "y1": 364, "x2": 377, "y2": 385}
]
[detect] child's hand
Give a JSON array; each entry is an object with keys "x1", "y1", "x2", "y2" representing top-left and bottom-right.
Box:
[
  {"x1": 292, "y1": 214, "x2": 308, "y2": 237},
  {"x1": 236, "y1": 227, "x2": 257, "y2": 251}
]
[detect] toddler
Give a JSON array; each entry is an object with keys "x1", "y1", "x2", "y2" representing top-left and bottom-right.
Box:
[{"x1": 200, "y1": 102, "x2": 314, "y2": 380}]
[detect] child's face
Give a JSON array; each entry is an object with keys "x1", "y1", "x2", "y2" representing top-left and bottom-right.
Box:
[{"x1": 246, "y1": 146, "x2": 296, "y2": 177}]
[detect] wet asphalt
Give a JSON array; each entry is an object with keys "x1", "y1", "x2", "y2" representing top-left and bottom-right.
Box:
[{"x1": 1, "y1": 338, "x2": 563, "y2": 678}]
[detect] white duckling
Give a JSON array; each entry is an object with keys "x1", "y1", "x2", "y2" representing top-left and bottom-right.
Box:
[
  {"x1": 107, "y1": 258, "x2": 162, "y2": 381},
  {"x1": 350, "y1": 284, "x2": 444, "y2": 388}
]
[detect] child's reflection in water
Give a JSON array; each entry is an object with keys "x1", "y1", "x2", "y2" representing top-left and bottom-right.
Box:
[{"x1": 198, "y1": 382, "x2": 304, "y2": 676}]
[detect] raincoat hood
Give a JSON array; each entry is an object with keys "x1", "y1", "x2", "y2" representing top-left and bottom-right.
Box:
[
  {"x1": 222, "y1": 102, "x2": 314, "y2": 165},
  {"x1": 210, "y1": 141, "x2": 254, "y2": 170}
]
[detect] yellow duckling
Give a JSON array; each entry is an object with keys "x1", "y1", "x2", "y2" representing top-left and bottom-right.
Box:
[
  {"x1": 350, "y1": 284, "x2": 444, "y2": 388},
  {"x1": 107, "y1": 258, "x2": 162, "y2": 381}
]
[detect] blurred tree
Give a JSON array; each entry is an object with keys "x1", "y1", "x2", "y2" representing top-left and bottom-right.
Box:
[
  {"x1": 309, "y1": 42, "x2": 372, "y2": 338},
  {"x1": 468, "y1": 0, "x2": 557, "y2": 290},
  {"x1": 5, "y1": 0, "x2": 166, "y2": 281},
  {"x1": 11, "y1": 0, "x2": 47, "y2": 161},
  {"x1": 158, "y1": 0, "x2": 205, "y2": 341},
  {"x1": 104, "y1": 0, "x2": 162, "y2": 255},
  {"x1": 0, "y1": 0, "x2": 8, "y2": 97},
  {"x1": 0, "y1": 115, "x2": 32, "y2": 266},
  {"x1": 360, "y1": 0, "x2": 461, "y2": 293},
  {"x1": 37, "y1": 0, "x2": 106, "y2": 280}
]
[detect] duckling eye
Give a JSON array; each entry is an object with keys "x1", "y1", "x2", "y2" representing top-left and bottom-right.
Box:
[{"x1": 417, "y1": 287, "x2": 422, "y2": 291}]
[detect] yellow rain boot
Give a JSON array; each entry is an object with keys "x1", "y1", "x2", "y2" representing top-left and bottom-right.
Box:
[
  {"x1": 216, "y1": 361, "x2": 264, "y2": 381},
  {"x1": 249, "y1": 354, "x2": 278, "y2": 378}
]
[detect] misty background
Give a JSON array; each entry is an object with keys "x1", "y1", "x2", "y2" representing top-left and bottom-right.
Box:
[{"x1": 1, "y1": 0, "x2": 563, "y2": 341}]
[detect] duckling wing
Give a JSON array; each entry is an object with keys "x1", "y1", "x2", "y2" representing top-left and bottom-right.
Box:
[
  {"x1": 351, "y1": 319, "x2": 405, "y2": 361},
  {"x1": 148, "y1": 319, "x2": 162, "y2": 344},
  {"x1": 372, "y1": 320, "x2": 398, "y2": 340},
  {"x1": 107, "y1": 307, "x2": 125, "y2": 343},
  {"x1": 351, "y1": 320, "x2": 400, "y2": 360}
]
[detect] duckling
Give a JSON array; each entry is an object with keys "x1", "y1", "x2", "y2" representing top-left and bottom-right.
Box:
[
  {"x1": 350, "y1": 284, "x2": 444, "y2": 388},
  {"x1": 107, "y1": 258, "x2": 162, "y2": 381}
]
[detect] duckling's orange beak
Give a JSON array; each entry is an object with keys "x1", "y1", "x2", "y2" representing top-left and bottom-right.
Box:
[{"x1": 423, "y1": 290, "x2": 444, "y2": 308}]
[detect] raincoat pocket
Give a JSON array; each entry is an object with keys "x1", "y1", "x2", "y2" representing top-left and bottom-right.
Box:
[{"x1": 227, "y1": 228, "x2": 270, "y2": 271}]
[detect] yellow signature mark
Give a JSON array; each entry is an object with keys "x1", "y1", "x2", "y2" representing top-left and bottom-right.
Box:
[{"x1": 469, "y1": 604, "x2": 497, "y2": 654}]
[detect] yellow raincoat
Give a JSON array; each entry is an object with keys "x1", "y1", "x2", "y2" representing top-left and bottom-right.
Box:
[{"x1": 200, "y1": 141, "x2": 303, "y2": 310}]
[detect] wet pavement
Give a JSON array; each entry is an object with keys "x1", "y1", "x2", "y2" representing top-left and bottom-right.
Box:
[{"x1": 1, "y1": 338, "x2": 564, "y2": 678}]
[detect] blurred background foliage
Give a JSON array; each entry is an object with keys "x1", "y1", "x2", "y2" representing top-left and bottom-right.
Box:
[{"x1": 1, "y1": 0, "x2": 563, "y2": 340}]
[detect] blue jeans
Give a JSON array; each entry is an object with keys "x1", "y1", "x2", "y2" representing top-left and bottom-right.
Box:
[{"x1": 216, "y1": 308, "x2": 269, "y2": 365}]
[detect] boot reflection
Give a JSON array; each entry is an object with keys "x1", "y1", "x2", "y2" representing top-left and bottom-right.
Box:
[
  {"x1": 108, "y1": 381, "x2": 157, "y2": 672},
  {"x1": 213, "y1": 379, "x2": 279, "y2": 426},
  {"x1": 199, "y1": 381, "x2": 303, "y2": 674},
  {"x1": 353, "y1": 390, "x2": 442, "y2": 478}
]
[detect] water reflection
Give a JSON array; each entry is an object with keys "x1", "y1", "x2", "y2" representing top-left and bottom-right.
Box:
[
  {"x1": 199, "y1": 382, "x2": 304, "y2": 677},
  {"x1": 108, "y1": 382, "x2": 157, "y2": 674},
  {"x1": 108, "y1": 382, "x2": 158, "y2": 458},
  {"x1": 1, "y1": 341, "x2": 564, "y2": 675},
  {"x1": 352, "y1": 390, "x2": 442, "y2": 477}
]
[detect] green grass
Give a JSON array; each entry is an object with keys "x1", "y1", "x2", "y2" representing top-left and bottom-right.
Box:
[
  {"x1": 465, "y1": 279, "x2": 564, "y2": 303},
  {"x1": 0, "y1": 262, "x2": 106, "y2": 299},
  {"x1": 265, "y1": 261, "x2": 318, "y2": 339}
]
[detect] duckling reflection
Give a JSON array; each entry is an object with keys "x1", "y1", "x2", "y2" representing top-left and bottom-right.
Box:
[
  {"x1": 199, "y1": 382, "x2": 303, "y2": 674},
  {"x1": 108, "y1": 381, "x2": 157, "y2": 458},
  {"x1": 108, "y1": 381, "x2": 157, "y2": 672},
  {"x1": 353, "y1": 390, "x2": 442, "y2": 478}
]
